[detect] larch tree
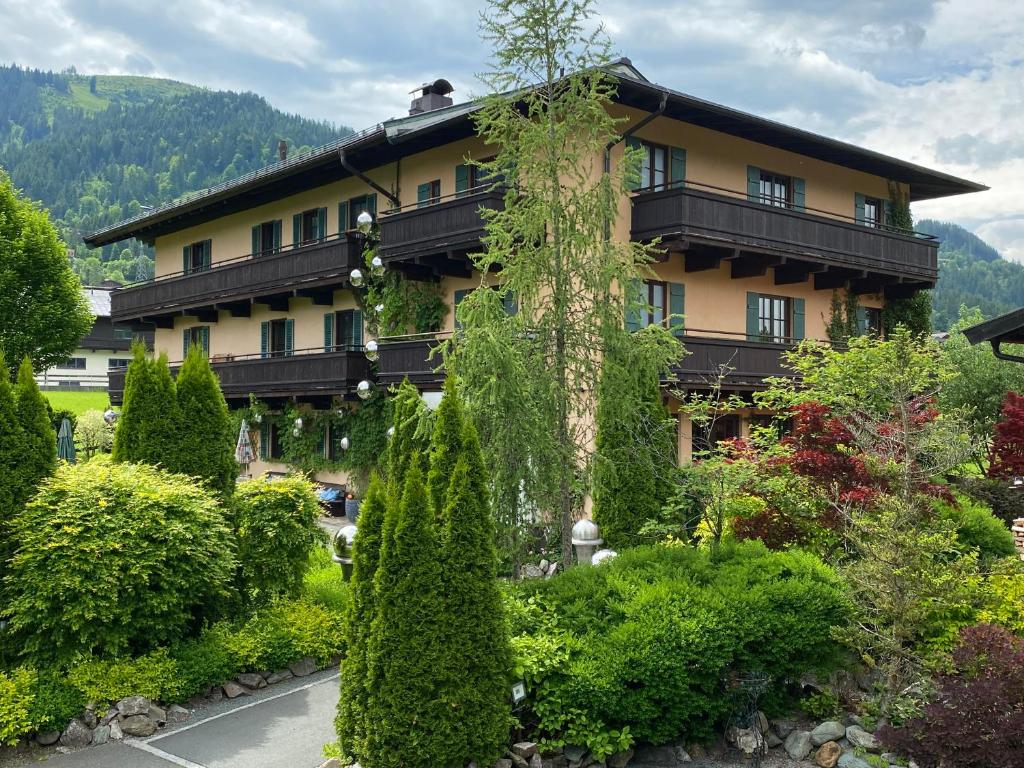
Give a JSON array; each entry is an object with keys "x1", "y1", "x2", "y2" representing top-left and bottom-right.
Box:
[
  {"x1": 175, "y1": 344, "x2": 236, "y2": 496},
  {"x1": 0, "y1": 169, "x2": 93, "y2": 378},
  {"x1": 14, "y1": 356, "x2": 56, "y2": 494}
]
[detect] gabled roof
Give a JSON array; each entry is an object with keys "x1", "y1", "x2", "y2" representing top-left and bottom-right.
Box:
[
  {"x1": 83, "y1": 287, "x2": 112, "y2": 317},
  {"x1": 85, "y1": 58, "x2": 986, "y2": 248},
  {"x1": 963, "y1": 308, "x2": 1024, "y2": 347}
]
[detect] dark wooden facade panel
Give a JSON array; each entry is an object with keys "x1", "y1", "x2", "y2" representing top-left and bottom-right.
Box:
[
  {"x1": 378, "y1": 191, "x2": 504, "y2": 262},
  {"x1": 672, "y1": 335, "x2": 795, "y2": 389},
  {"x1": 376, "y1": 338, "x2": 445, "y2": 386}
]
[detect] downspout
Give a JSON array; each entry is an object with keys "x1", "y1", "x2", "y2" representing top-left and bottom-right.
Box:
[
  {"x1": 338, "y1": 149, "x2": 400, "y2": 209},
  {"x1": 602, "y1": 92, "x2": 667, "y2": 240},
  {"x1": 992, "y1": 340, "x2": 1024, "y2": 365}
]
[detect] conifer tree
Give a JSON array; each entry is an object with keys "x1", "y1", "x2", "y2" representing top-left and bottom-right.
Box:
[
  {"x1": 385, "y1": 378, "x2": 427, "y2": 490},
  {"x1": 113, "y1": 345, "x2": 181, "y2": 468},
  {"x1": 175, "y1": 344, "x2": 236, "y2": 496},
  {"x1": 426, "y1": 375, "x2": 466, "y2": 522},
  {"x1": 14, "y1": 356, "x2": 55, "y2": 495},
  {"x1": 364, "y1": 456, "x2": 449, "y2": 768},
  {"x1": 0, "y1": 350, "x2": 26, "y2": 580},
  {"x1": 438, "y1": 425, "x2": 513, "y2": 766},
  {"x1": 111, "y1": 343, "x2": 150, "y2": 463},
  {"x1": 336, "y1": 472, "x2": 388, "y2": 760}
]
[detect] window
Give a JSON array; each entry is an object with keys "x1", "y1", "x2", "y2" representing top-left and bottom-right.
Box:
[
  {"x1": 417, "y1": 179, "x2": 442, "y2": 208},
  {"x1": 262, "y1": 422, "x2": 284, "y2": 461},
  {"x1": 759, "y1": 171, "x2": 791, "y2": 208},
  {"x1": 183, "y1": 326, "x2": 210, "y2": 358},
  {"x1": 862, "y1": 197, "x2": 881, "y2": 228},
  {"x1": 269, "y1": 319, "x2": 289, "y2": 357},
  {"x1": 693, "y1": 414, "x2": 742, "y2": 455},
  {"x1": 56, "y1": 357, "x2": 86, "y2": 370},
  {"x1": 455, "y1": 162, "x2": 495, "y2": 197},
  {"x1": 631, "y1": 141, "x2": 685, "y2": 192},
  {"x1": 113, "y1": 327, "x2": 134, "y2": 340},
  {"x1": 756, "y1": 294, "x2": 791, "y2": 343},
  {"x1": 862, "y1": 307, "x2": 882, "y2": 336},
  {"x1": 642, "y1": 280, "x2": 668, "y2": 327},
  {"x1": 347, "y1": 195, "x2": 377, "y2": 230},
  {"x1": 334, "y1": 310, "x2": 363, "y2": 351},
  {"x1": 182, "y1": 240, "x2": 211, "y2": 274},
  {"x1": 301, "y1": 209, "x2": 320, "y2": 244},
  {"x1": 108, "y1": 358, "x2": 131, "y2": 369},
  {"x1": 261, "y1": 318, "x2": 294, "y2": 358},
  {"x1": 253, "y1": 219, "x2": 281, "y2": 255}
]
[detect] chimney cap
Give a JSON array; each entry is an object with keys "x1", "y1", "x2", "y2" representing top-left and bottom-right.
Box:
[{"x1": 411, "y1": 78, "x2": 454, "y2": 97}]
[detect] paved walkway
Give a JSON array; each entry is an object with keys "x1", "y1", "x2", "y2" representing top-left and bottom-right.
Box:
[{"x1": 1, "y1": 669, "x2": 339, "y2": 768}]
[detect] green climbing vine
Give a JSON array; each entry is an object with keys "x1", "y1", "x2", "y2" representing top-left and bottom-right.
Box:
[
  {"x1": 886, "y1": 180, "x2": 914, "y2": 234},
  {"x1": 825, "y1": 288, "x2": 862, "y2": 344},
  {"x1": 356, "y1": 244, "x2": 448, "y2": 336}
]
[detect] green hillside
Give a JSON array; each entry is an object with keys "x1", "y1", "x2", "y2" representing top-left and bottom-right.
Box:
[{"x1": 0, "y1": 64, "x2": 351, "y2": 284}]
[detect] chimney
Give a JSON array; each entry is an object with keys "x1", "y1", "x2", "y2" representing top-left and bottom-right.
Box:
[
  {"x1": 409, "y1": 79, "x2": 454, "y2": 115},
  {"x1": 278, "y1": 140, "x2": 288, "y2": 162}
]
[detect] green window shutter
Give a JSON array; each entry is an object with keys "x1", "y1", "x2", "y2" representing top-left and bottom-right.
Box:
[
  {"x1": 183, "y1": 329, "x2": 190, "y2": 359},
  {"x1": 292, "y1": 213, "x2": 301, "y2": 246},
  {"x1": 182, "y1": 245, "x2": 190, "y2": 274},
  {"x1": 453, "y1": 288, "x2": 471, "y2": 329},
  {"x1": 747, "y1": 166, "x2": 761, "y2": 202},
  {"x1": 856, "y1": 306, "x2": 869, "y2": 336},
  {"x1": 251, "y1": 225, "x2": 260, "y2": 256},
  {"x1": 317, "y1": 208, "x2": 327, "y2": 241},
  {"x1": 200, "y1": 326, "x2": 210, "y2": 356},
  {"x1": 366, "y1": 194, "x2": 377, "y2": 217},
  {"x1": 792, "y1": 178, "x2": 806, "y2": 212},
  {"x1": 626, "y1": 137, "x2": 643, "y2": 191},
  {"x1": 273, "y1": 220, "x2": 281, "y2": 251},
  {"x1": 503, "y1": 289, "x2": 518, "y2": 316},
  {"x1": 625, "y1": 278, "x2": 643, "y2": 332},
  {"x1": 202, "y1": 240, "x2": 212, "y2": 270},
  {"x1": 746, "y1": 292, "x2": 760, "y2": 341},
  {"x1": 351, "y1": 309, "x2": 363, "y2": 348},
  {"x1": 668, "y1": 282, "x2": 685, "y2": 337},
  {"x1": 338, "y1": 201, "x2": 349, "y2": 233},
  {"x1": 455, "y1": 164, "x2": 469, "y2": 196},
  {"x1": 670, "y1": 147, "x2": 686, "y2": 188},
  {"x1": 854, "y1": 193, "x2": 866, "y2": 225},
  {"x1": 259, "y1": 423, "x2": 269, "y2": 460},
  {"x1": 417, "y1": 182, "x2": 431, "y2": 208},
  {"x1": 260, "y1": 321, "x2": 269, "y2": 359},
  {"x1": 324, "y1": 312, "x2": 334, "y2": 351},
  {"x1": 284, "y1": 319, "x2": 294, "y2": 356},
  {"x1": 792, "y1": 298, "x2": 806, "y2": 341}
]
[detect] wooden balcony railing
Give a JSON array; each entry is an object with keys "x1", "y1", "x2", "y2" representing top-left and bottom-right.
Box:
[
  {"x1": 376, "y1": 334, "x2": 446, "y2": 386},
  {"x1": 377, "y1": 189, "x2": 504, "y2": 264},
  {"x1": 671, "y1": 333, "x2": 800, "y2": 390},
  {"x1": 110, "y1": 233, "x2": 363, "y2": 323},
  {"x1": 108, "y1": 347, "x2": 371, "y2": 405},
  {"x1": 631, "y1": 182, "x2": 938, "y2": 281}
]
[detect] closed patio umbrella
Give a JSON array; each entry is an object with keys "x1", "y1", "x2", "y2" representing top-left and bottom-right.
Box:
[
  {"x1": 235, "y1": 419, "x2": 256, "y2": 472},
  {"x1": 57, "y1": 417, "x2": 76, "y2": 464}
]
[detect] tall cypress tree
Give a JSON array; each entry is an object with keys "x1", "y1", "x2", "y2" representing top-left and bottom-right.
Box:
[
  {"x1": 426, "y1": 375, "x2": 466, "y2": 522},
  {"x1": 113, "y1": 346, "x2": 181, "y2": 469},
  {"x1": 364, "y1": 456, "x2": 449, "y2": 768},
  {"x1": 14, "y1": 356, "x2": 55, "y2": 495},
  {"x1": 0, "y1": 350, "x2": 27, "y2": 587},
  {"x1": 385, "y1": 378, "x2": 427, "y2": 490},
  {"x1": 336, "y1": 472, "x2": 387, "y2": 760},
  {"x1": 111, "y1": 343, "x2": 151, "y2": 463},
  {"x1": 439, "y1": 423, "x2": 513, "y2": 766},
  {"x1": 175, "y1": 344, "x2": 235, "y2": 496}
]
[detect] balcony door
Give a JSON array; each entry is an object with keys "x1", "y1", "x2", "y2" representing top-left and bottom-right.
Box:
[
  {"x1": 261, "y1": 318, "x2": 294, "y2": 358},
  {"x1": 324, "y1": 309, "x2": 363, "y2": 351}
]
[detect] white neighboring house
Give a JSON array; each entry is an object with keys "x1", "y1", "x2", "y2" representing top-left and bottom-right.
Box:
[{"x1": 36, "y1": 286, "x2": 151, "y2": 391}]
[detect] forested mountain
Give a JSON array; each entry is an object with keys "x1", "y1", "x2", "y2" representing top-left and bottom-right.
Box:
[
  {"x1": 921, "y1": 219, "x2": 1024, "y2": 331},
  {"x1": 0, "y1": 64, "x2": 350, "y2": 284}
]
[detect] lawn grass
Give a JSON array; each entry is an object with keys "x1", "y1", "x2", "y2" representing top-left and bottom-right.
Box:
[{"x1": 44, "y1": 390, "x2": 109, "y2": 416}]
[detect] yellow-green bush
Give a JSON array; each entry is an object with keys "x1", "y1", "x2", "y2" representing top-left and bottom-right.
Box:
[
  {"x1": 0, "y1": 668, "x2": 35, "y2": 746},
  {"x1": 980, "y1": 560, "x2": 1024, "y2": 635},
  {"x1": 67, "y1": 648, "x2": 180, "y2": 705}
]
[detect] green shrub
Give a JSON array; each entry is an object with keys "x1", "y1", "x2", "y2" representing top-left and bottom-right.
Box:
[
  {"x1": 229, "y1": 599, "x2": 344, "y2": 672},
  {"x1": 170, "y1": 624, "x2": 240, "y2": 700},
  {"x1": 3, "y1": 458, "x2": 236, "y2": 664},
  {"x1": 15, "y1": 356, "x2": 56, "y2": 498},
  {"x1": 112, "y1": 347, "x2": 181, "y2": 468},
  {"x1": 980, "y1": 560, "x2": 1024, "y2": 635},
  {"x1": 0, "y1": 667, "x2": 35, "y2": 746},
  {"x1": 174, "y1": 345, "x2": 236, "y2": 497},
  {"x1": 68, "y1": 648, "x2": 181, "y2": 705},
  {"x1": 27, "y1": 669, "x2": 86, "y2": 734},
  {"x1": 955, "y1": 476, "x2": 1024, "y2": 526},
  {"x1": 935, "y1": 493, "x2": 1017, "y2": 563},
  {"x1": 303, "y1": 557, "x2": 351, "y2": 614},
  {"x1": 511, "y1": 541, "x2": 850, "y2": 750},
  {"x1": 232, "y1": 475, "x2": 326, "y2": 604}
]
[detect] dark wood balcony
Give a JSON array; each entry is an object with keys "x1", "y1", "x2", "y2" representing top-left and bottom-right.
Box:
[
  {"x1": 110, "y1": 234, "x2": 363, "y2": 325},
  {"x1": 376, "y1": 335, "x2": 446, "y2": 387},
  {"x1": 377, "y1": 190, "x2": 504, "y2": 277},
  {"x1": 672, "y1": 333, "x2": 800, "y2": 390},
  {"x1": 108, "y1": 348, "x2": 371, "y2": 405},
  {"x1": 632, "y1": 183, "x2": 938, "y2": 293}
]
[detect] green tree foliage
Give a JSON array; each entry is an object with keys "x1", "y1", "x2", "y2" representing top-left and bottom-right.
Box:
[
  {"x1": 384, "y1": 378, "x2": 428, "y2": 495},
  {"x1": 0, "y1": 350, "x2": 26, "y2": 588},
  {"x1": 336, "y1": 472, "x2": 387, "y2": 760},
  {"x1": 883, "y1": 291, "x2": 932, "y2": 338},
  {"x1": 364, "y1": 457, "x2": 449, "y2": 768},
  {"x1": 175, "y1": 344, "x2": 236, "y2": 496},
  {"x1": 112, "y1": 345, "x2": 181, "y2": 468},
  {"x1": 231, "y1": 475, "x2": 325, "y2": 605},
  {"x1": 14, "y1": 356, "x2": 56, "y2": 492},
  {"x1": 426, "y1": 376, "x2": 466, "y2": 524},
  {"x1": 3, "y1": 458, "x2": 235, "y2": 664},
  {"x1": 0, "y1": 169, "x2": 92, "y2": 376}
]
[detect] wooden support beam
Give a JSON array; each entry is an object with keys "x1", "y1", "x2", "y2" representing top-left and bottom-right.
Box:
[
  {"x1": 813, "y1": 268, "x2": 864, "y2": 290},
  {"x1": 221, "y1": 301, "x2": 252, "y2": 318},
  {"x1": 884, "y1": 281, "x2": 932, "y2": 300},
  {"x1": 684, "y1": 252, "x2": 721, "y2": 273},
  {"x1": 145, "y1": 315, "x2": 175, "y2": 330},
  {"x1": 296, "y1": 289, "x2": 335, "y2": 306},
  {"x1": 731, "y1": 253, "x2": 781, "y2": 279},
  {"x1": 195, "y1": 309, "x2": 219, "y2": 323},
  {"x1": 850, "y1": 274, "x2": 898, "y2": 296},
  {"x1": 254, "y1": 295, "x2": 291, "y2": 312}
]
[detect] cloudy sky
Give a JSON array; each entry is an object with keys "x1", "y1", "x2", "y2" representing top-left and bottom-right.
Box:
[{"x1": 2, "y1": 0, "x2": 1022, "y2": 259}]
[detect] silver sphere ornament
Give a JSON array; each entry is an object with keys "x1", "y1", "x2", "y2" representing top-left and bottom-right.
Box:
[
  {"x1": 370, "y1": 255, "x2": 385, "y2": 277},
  {"x1": 364, "y1": 339, "x2": 379, "y2": 361},
  {"x1": 294, "y1": 417, "x2": 303, "y2": 429},
  {"x1": 375, "y1": 303, "x2": 385, "y2": 314},
  {"x1": 386, "y1": 426, "x2": 395, "y2": 439},
  {"x1": 356, "y1": 210, "x2": 374, "y2": 234},
  {"x1": 340, "y1": 436, "x2": 351, "y2": 451},
  {"x1": 349, "y1": 268, "x2": 364, "y2": 288},
  {"x1": 356, "y1": 380, "x2": 374, "y2": 400}
]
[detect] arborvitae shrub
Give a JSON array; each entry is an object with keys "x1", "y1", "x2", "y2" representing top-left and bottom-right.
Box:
[
  {"x1": 988, "y1": 391, "x2": 1024, "y2": 480},
  {"x1": 14, "y1": 356, "x2": 55, "y2": 493},
  {"x1": 0, "y1": 350, "x2": 26, "y2": 584},
  {"x1": 426, "y1": 376, "x2": 465, "y2": 522},
  {"x1": 231, "y1": 474, "x2": 325, "y2": 604},
  {"x1": 175, "y1": 344, "x2": 236, "y2": 496},
  {"x1": 3, "y1": 458, "x2": 235, "y2": 664},
  {"x1": 112, "y1": 347, "x2": 181, "y2": 468}
]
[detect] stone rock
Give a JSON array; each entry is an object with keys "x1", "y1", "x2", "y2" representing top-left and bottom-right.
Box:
[
  {"x1": 59, "y1": 719, "x2": 92, "y2": 749},
  {"x1": 815, "y1": 741, "x2": 842, "y2": 768},
  {"x1": 733, "y1": 727, "x2": 764, "y2": 757},
  {"x1": 784, "y1": 730, "x2": 813, "y2": 761},
  {"x1": 494, "y1": 760, "x2": 514, "y2": 768},
  {"x1": 838, "y1": 755, "x2": 872, "y2": 768},
  {"x1": 222, "y1": 680, "x2": 252, "y2": 698},
  {"x1": 318, "y1": 760, "x2": 343, "y2": 768},
  {"x1": 542, "y1": 757, "x2": 568, "y2": 768},
  {"x1": 765, "y1": 730, "x2": 783, "y2": 749},
  {"x1": 512, "y1": 743, "x2": 539, "y2": 759},
  {"x1": 289, "y1": 657, "x2": 317, "y2": 677},
  {"x1": 608, "y1": 748, "x2": 634, "y2": 768},
  {"x1": 811, "y1": 721, "x2": 847, "y2": 746},
  {"x1": 529, "y1": 755, "x2": 542, "y2": 768},
  {"x1": 846, "y1": 725, "x2": 880, "y2": 752},
  {"x1": 267, "y1": 669, "x2": 294, "y2": 685},
  {"x1": 755, "y1": 710, "x2": 769, "y2": 734},
  {"x1": 547, "y1": 561, "x2": 560, "y2": 576},
  {"x1": 563, "y1": 746, "x2": 587, "y2": 765},
  {"x1": 82, "y1": 709, "x2": 98, "y2": 729},
  {"x1": 521, "y1": 564, "x2": 544, "y2": 579},
  {"x1": 148, "y1": 705, "x2": 167, "y2": 726},
  {"x1": 507, "y1": 754, "x2": 529, "y2": 768},
  {"x1": 631, "y1": 744, "x2": 691, "y2": 765},
  {"x1": 238, "y1": 672, "x2": 268, "y2": 689},
  {"x1": 91, "y1": 725, "x2": 110, "y2": 746},
  {"x1": 167, "y1": 705, "x2": 190, "y2": 724},
  {"x1": 539, "y1": 559, "x2": 550, "y2": 572},
  {"x1": 772, "y1": 719, "x2": 796, "y2": 739},
  {"x1": 117, "y1": 695, "x2": 151, "y2": 717},
  {"x1": 880, "y1": 753, "x2": 899, "y2": 764},
  {"x1": 109, "y1": 721, "x2": 123, "y2": 740},
  {"x1": 208, "y1": 689, "x2": 224, "y2": 703},
  {"x1": 119, "y1": 714, "x2": 157, "y2": 737},
  {"x1": 100, "y1": 710, "x2": 118, "y2": 727},
  {"x1": 36, "y1": 731, "x2": 60, "y2": 746}
]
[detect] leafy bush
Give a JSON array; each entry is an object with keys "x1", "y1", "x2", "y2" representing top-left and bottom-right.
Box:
[
  {"x1": 302, "y1": 554, "x2": 351, "y2": 614},
  {"x1": 76, "y1": 409, "x2": 114, "y2": 457},
  {"x1": 956, "y1": 476, "x2": 1024, "y2": 526},
  {"x1": 511, "y1": 542, "x2": 850, "y2": 751},
  {"x1": 0, "y1": 667, "x2": 35, "y2": 746},
  {"x1": 232, "y1": 475, "x2": 326, "y2": 603},
  {"x1": 67, "y1": 648, "x2": 181, "y2": 704},
  {"x1": 229, "y1": 600, "x2": 344, "y2": 672},
  {"x1": 934, "y1": 493, "x2": 1017, "y2": 563},
  {"x1": 169, "y1": 625, "x2": 239, "y2": 700},
  {"x1": 879, "y1": 624, "x2": 1024, "y2": 768},
  {"x1": 27, "y1": 670, "x2": 86, "y2": 734},
  {"x1": 3, "y1": 458, "x2": 236, "y2": 663},
  {"x1": 979, "y1": 561, "x2": 1024, "y2": 635}
]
